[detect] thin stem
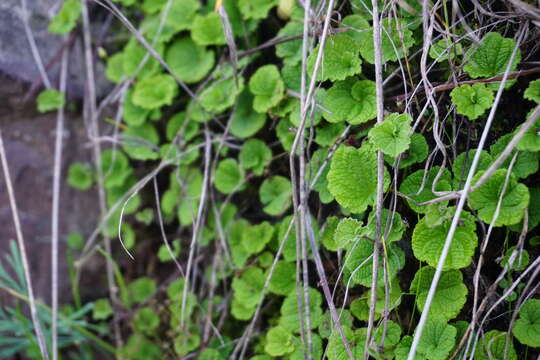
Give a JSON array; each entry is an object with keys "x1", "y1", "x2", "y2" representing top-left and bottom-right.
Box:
[{"x1": 50, "y1": 34, "x2": 69, "y2": 360}]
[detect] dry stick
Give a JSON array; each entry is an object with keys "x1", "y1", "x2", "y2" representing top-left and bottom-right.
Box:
[
  {"x1": 20, "y1": 0, "x2": 51, "y2": 89},
  {"x1": 180, "y1": 129, "x2": 212, "y2": 328},
  {"x1": 466, "y1": 154, "x2": 519, "y2": 357},
  {"x1": 50, "y1": 36, "x2": 69, "y2": 360},
  {"x1": 503, "y1": 213, "x2": 529, "y2": 359},
  {"x1": 153, "y1": 178, "x2": 185, "y2": 278},
  {"x1": 0, "y1": 130, "x2": 50, "y2": 359},
  {"x1": 233, "y1": 216, "x2": 296, "y2": 360},
  {"x1": 415, "y1": 102, "x2": 540, "y2": 207},
  {"x1": 405, "y1": 28, "x2": 522, "y2": 360},
  {"x1": 80, "y1": 0, "x2": 123, "y2": 348},
  {"x1": 463, "y1": 154, "x2": 519, "y2": 358},
  {"x1": 294, "y1": 0, "x2": 314, "y2": 357},
  {"x1": 234, "y1": 128, "x2": 351, "y2": 359},
  {"x1": 472, "y1": 255, "x2": 540, "y2": 354},
  {"x1": 94, "y1": 0, "x2": 197, "y2": 100},
  {"x1": 289, "y1": 0, "x2": 354, "y2": 357},
  {"x1": 449, "y1": 208, "x2": 529, "y2": 360},
  {"x1": 365, "y1": 0, "x2": 385, "y2": 358},
  {"x1": 394, "y1": 66, "x2": 540, "y2": 101}
]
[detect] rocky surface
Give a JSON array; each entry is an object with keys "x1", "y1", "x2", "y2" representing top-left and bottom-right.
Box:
[
  {"x1": 0, "y1": 0, "x2": 110, "y2": 98},
  {"x1": 0, "y1": 76, "x2": 106, "y2": 305}
]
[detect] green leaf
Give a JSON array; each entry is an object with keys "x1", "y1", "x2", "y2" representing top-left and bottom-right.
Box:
[
  {"x1": 412, "y1": 210, "x2": 478, "y2": 270},
  {"x1": 326, "y1": 326, "x2": 356, "y2": 360},
  {"x1": 368, "y1": 113, "x2": 413, "y2": 157},
  {"x1": 327, "y1": 144, "x2": 389, "y2": 214},
  {"x1": 334, "y1": 218, "x2": 363, "y2": 249},
  {"x1": 239, "y1": 139, "x2": 272, "y2": 176},
  {"x1": 249, "y1": 65, "x2": 285, "y2": 113},
  {"x1": 362, "y1": 208, "x2": 406, "y2": 243},
  {"x1": 259, "y1": 176, "x2": 292, "y2": 216},
  {"x1": 165, "y1": 0, "x2": 200, "y2": 31},
  {"x1": 232, "y1": 267, "x2": 265, "y2": 310},
  {"x1": 242, "y1": 221, "x2": 274, "y2": 255},
  {"x1": 276, "y1": 21, "x2": 303, "y2": 65},
  {"x1": 450, "y1": 84, "x2": 494, "y2": 120},
  {"x1": 469, "y1": 169, "x2": 529, "y2": 227},
  {"x1": 289, "y1": 88, "x2": 325, "y2": 127},
  {"x1": 239, "y1": 0, "x2": 278, "y2": 20},
  {"x1": 386, "y1": 132, "x2": 428, "y2": 168},
  {"x1": 120, "y1": 334, "x2": 162, "y2": 360},
  {"x1": 512, "y1": 299, "x2": 540, "y2": 347},
  {"x1": 307, "y1": 34, "x2": 362, "y2": 82},
  {"x1": 122, "y1": 122, "x2": 160, "y2": 161},
  {"x1": 166, "y1": 112, "x2": 199, "y2": 142},
  {"x1": 228, "y1": 220, "x2": 251, "y2": 268},
  {"x1": 516, "y1": 110, "x2": 540, "y2": 152},
  {"x1": 268, "y1": 260, "x2": 296, "y2": 296},
  {"x1": 230, "y1": 90, "x2": 267, "y2": 138},
  {"x1": 344, "y1": 240, "x2": 404, "y2": 287},
  {"x1": 201, "y1": 77, "x2": 244, "y2": 114},
  {"x1": 122, "y1": 39, "x2": 162, "y2": 79},
  {"x1": 121, "y1": 223, "x2": 136, "y2": 250},
  {"x1": 490, "y1": 133, "x2": 539, "y2": 179},
  {"x1": 322, "y1": 78, "x2": 377, "y2": 125},
  {"x1": 474, "y1": 330, "x2": 517, "y2": 360},
  {"x1": 501, "y1": 246, "x2": 529, "y2": 271},
  {"x1": 36, "y1": 89, "x2": 65, "y2": 113},
  {"x1": 357, "y1": 18, "x2": 415, "y2": 64},
  {"x1": 133, "y1": 307, "x2": 160, "y2": 334},
  {"x1": 452, "y1": 150, "x2": 493, "y2": 189},
  {"x1": 524, "y1": 79, "x2": 540, "y2": 103},
  {"x1": 67, "y1": 162, "x2": 93, "y2": 190},
  {"x1": 410, "y1": 266, "x2": 467, "y2": 320},
  {"x1": 416, "y1": 319, "x2": 456, "y2": 360},
  {"x1": 306, "y1": 148, "x2": 333, "y2": 204},
  {"x1": 276, "y1": 215, "x2": 319, "y2": 262},
  {"x1": 127, "y1": 277, "x2": 156, "y2": 305},
  {"x1": 321, "y1": 216, "x2": 340, "y2": 251},
  {"x1": 100, "y1": 149, "x2": 132, "y2": 190},
  {"x1": 214, "y1": 159, "x2": 245, "y2": 194},
  {"x1": 399, "y1": 166, "x2": 453, "y2": 214},
  {"x1": 123, "y1": 89, "x2": 150, "y2": 127},
  {"x1": 92, "y1": 299, "x2": 113, "y2": 320},
  {"x1": 280, "y1": 288, "x2": 323, "y2": 332},
  {"x1": 141, "y1": 0, "x2": 167, "y2": 14},
  {"x1": 342, "y1": 14, "x2": 370, "y2": 44},
  {"x1": 350, "y1": 297, "x2": 376, "y2": 322},
  {"x1": 157, "y1": 239, "x2": 181, "y2": 263},
  {"x1": 140, "y1": 15, "x2": 178, "y2": 43},
  {"x1": 166, "y1": 37, "x2": 215, "y2": 84},
  {"x1": 365, "y1": 277, "x2": 403, "y2": 315},
  {"x1": 48, "y1": 0, "x2": 82, "y2": 34},
  {"x1": 174, "y1": 330, "x2": 201, "y2": 356},
  {"x1": 463, "y1": 32, "x2": 521, "y2": 79},
  {"x1": 429, "y1": 39, "x2": 462, "y2": 62},
  {"x1": 275, "y1": 117, "x2": 298, "y2": 152},
  {"x1": 264, "y1": 326, "x2": 295, "y2": 357},
  {"x1": 318, "y1": 309, "x2": 354, "y2": 339},
  {"x1": 395, "y1": 336, "x2": 427, "y2": 360},
  {"x1": 191, "y1": 13, "x2": 226, "y2": 46},
  {"x1": 132, "y1": 74, "x2": 178, "y2": 110},
  {"x1": 67, "y1": 232, "x2": 84, "y2": 250},
  {"x1": 315, "y1": 122, "x2": 346, "y2": 147},
  {"x1": 288, "y1": 333, "x2": 323, "y2": 360},
  {"x1": 105, "y1": 52, "x2": 126, "y2": 83}
]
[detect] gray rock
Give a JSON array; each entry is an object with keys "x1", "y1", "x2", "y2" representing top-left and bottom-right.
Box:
[
  {"x1": 0, "y1": 0, "x2": 111, "y2": 98},
  {"x1": 0, "y1": 77, "x2": 107, "y2": 304}
]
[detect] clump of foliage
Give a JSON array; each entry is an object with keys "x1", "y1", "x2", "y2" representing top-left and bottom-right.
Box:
[{"x1": 6, "y1": 1, "x2": 540, "y2": 359}]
